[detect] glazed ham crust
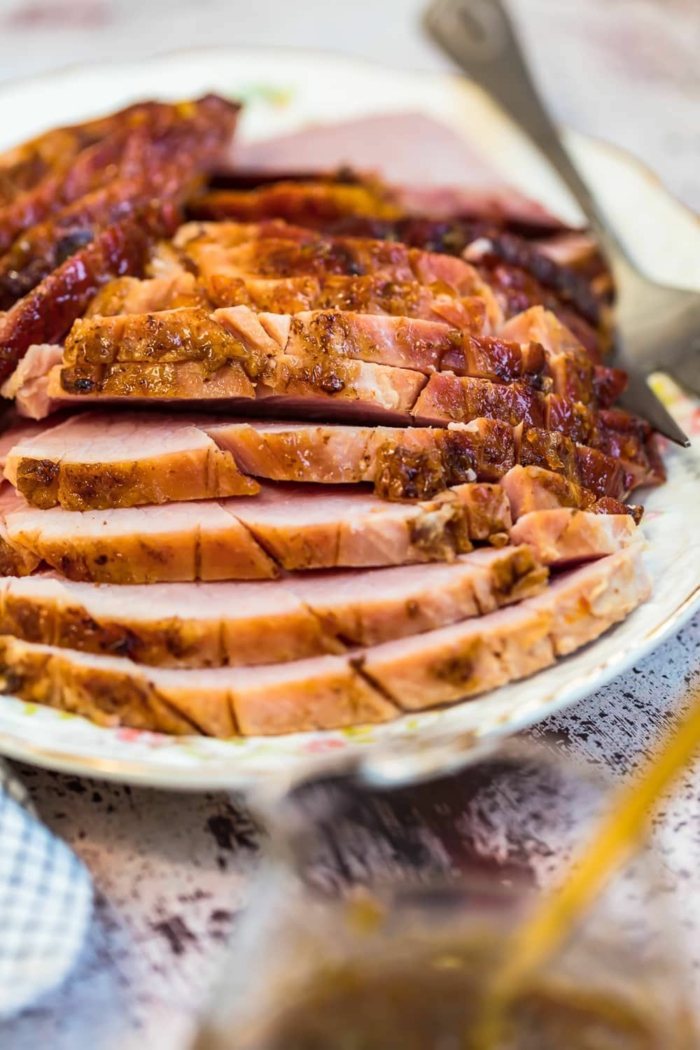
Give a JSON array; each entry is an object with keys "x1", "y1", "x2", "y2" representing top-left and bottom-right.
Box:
[
  {"x1": 0, "y1": 96, "x2": 240, "y2": 286},
  {"x1": 0, "y1": 204, "x2": 180, "y2": 385}
]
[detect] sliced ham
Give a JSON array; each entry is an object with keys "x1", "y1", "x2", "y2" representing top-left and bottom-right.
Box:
[
  {"x1": 64, "y1": 304, "x2": 529, "y2": 386},
  {"x1": 0, "y1": 547, "x2": 648, "y2": 736},
  {"x1": 509, "y1": 508, "x2": 640, "y2": 566},
  {"x1": 0, "y1": 483, "x2": 40, "y2": 577},
  {"x1": 4, "y1": 411, "x2": 258, "y2": 510},
  {"x1": 527, "y1": 547, "x2": 651, "y2": 655},
  {"x1": 208, "y1": 274, "x2": 498, "y2": 333},
  {"x1": 4, "y1": 414, "x2": 634, "y2": 513},
  {"x1": 212, "y1": 417, "x2": 514, "y2": 494},
  {"x1": 360, "y1": 545, "x2": 649, "y2": 711},
  {"x1": 289, "y1": 545, "x2": 547, "y2": 648},
  {"x1": 227, "y1": 114, "x2": 565, "y2": 230},
  {"x1": 4, "y1": 414, "x2": 517, "y2": 509},
  {"x1": 51, "y1": 354, "x2": 424, "y2": 422},
  {"x1": 0, "y1": 634, "x2": 397, "y2": 736},
  {"x1": 0, "y1": 545, "x2": 547, "y2": 667},
  {"x1": 500, "y1": 305, "x2": 625, "y2": 406},
  {"x1": 63, "y1": 307, "x2": 265, "y2": 375},
  {"x1": 415, "y1": 373, "x2": 548, "y2": 429},
  {"x1": 0, "y1": 343, "x2": 64, "y2": 419},
  {"x1": 85, "y1": 271, "x2": 208, "y2": 317},
  {"x1": 5, "y1": 496, "x2": 279, "y2": 584},
  {"x1": 181, "y1": 229, "x2": 487, "y2": 298},
  {"x1": 53, "y1": 359, "x2": 257, "y2": 402},
  {"x1": 416, "y1": 373, "x2": 659, "y2": 487},
  {"x1": 0, "y1": 574, "x2": 339, "y2": 668},
  {"x1": 500, "y1": 464, "x2": 637, "y2": 520},
  {"x1": 229, "y1": 482, "x2": 509, "y2": 568},
  {"x1": 4, "y1": 481, "x2": 508, "y2": 583}
]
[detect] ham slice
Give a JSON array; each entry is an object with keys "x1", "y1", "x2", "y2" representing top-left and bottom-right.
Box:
[
  {"x1": 4, "y1": 411, "x2": 258, "y2": 510},
  {"x1": 1, "y1": 343, "x2": 65, "y2": 419},
  {"x1": 227, "y1": 114, "x2": 565, "y2": 230},
  {"x1": 0, "y1": 545, "x2": 547, "y2": 667},
  {"x1": 181, "y1": 228, "x2": 487, "y2": 297},
  {"x1": 85, "y1": 271, "x2": 208, "y2": 317},
  {"x1": 64, "y1": 303, "x2": 527, "y2": 385},
  {"x1": 415, "y1": 373, "x2": 547, "y2": 429},
  {"x1": 360, "y1": 546, "x2": 649, "y2": 711},
  {"x1": 51, "y1": 353, "x2": 424, "y2": 422},
  {"x1": 3, "y1": 414, "x2": 633, "y2": 514},
  {"x1": 509, "y1": 508, "x2": 640, "y2": 566},
  {"x1": 500, "y1": 465, "x2": 637, "y2": 520},
  {"x1": 0, "y1": 483, "x2": 40, "y2": 577},
  {"x1": 289, "y1": 545, "x2": 547, "y2": 648},
  {"x1": 0, "y1": 547, "x2": 648, "y2": 736},
  {"x1": 4, "y1": 481, "x2": 509, "y2": 583},
  {"x1": 5, "y1": 496, "x2": 279, "y2": 584},
  {"x1": 5, "y1": 414, "x2": 516, "y2": 509}
]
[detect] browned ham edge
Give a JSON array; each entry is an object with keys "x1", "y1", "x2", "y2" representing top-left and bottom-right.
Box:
[
  {"x1": 0, "y1": 547, "x2": 649, "y2": 736},
  {"x1": 3, "y1": 482, "x2": 509, "y2": 583},
  {"x1": 0, "y1": 545, "x2": 547, "y2": 667}
]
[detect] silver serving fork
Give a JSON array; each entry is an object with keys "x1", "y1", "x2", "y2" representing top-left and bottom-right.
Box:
[{"x1": 424, "y1": 0, "x2": 697, "y2": 445}]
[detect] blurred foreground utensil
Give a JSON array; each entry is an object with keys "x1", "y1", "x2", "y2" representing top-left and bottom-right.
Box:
[{"x1": 425, "y1": 0, "x2": 696, "y2": 445}]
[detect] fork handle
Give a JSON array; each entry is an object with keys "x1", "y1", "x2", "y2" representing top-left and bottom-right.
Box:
[{"x1": 424, "y1": 0, "x2": 630, "y2": 266}]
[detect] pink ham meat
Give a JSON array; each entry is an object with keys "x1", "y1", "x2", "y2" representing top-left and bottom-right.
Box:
[
  {"x1": 499, "y1": 465, "x2": 637, "y2": 520},
  {"x1": 360, "y1": 545, "x2": 649, "y2": 711},
  {"x1": 87, "y1": 266, "x2": 496, "y2": 333},
  {"x1": 4, "y1": 410, "x2": 259, "y2": 510},
  {"x1": 509, "y1": 508, "x2": 640, "y2": 566},
  {"x1": 5, "y1": 497, "x2": 279, "y2": 584},
  {"x1": 180, "y1": 228, "x2": 488, "y2": 294},
  {"x1": 0, "y1": 483, "x2": 40, "y2": 577},
  {"x1": 4, "y1": 415, "x2": 632, "y2": 512},
  {"x1": 5, "y1": 414, "x2": 514, "y2": 509},
  {"x1": 1, "y1": 343, "x2": 64, "y2": 419},
  {"x1": 0, "y1": 634, "x2": 396, "y2": 736},
  {"x1": 4, "y1": 481, "x2": 510, "y2": 583},
  {"x1": 500, "y1": 305, "x2": 626, "y2": 406},
  {"x1": 0, "y1": 545, "x2": 547, "y2": 667},
  {"x1": 0, "y1": 546, "x2": 648, "y2": 736},
  {"x1": 228, "y1": 113, "x2": 565, "y2": 230},
  {"x1": 289, "y1": 545, "x2": 547, "y2": 648}
]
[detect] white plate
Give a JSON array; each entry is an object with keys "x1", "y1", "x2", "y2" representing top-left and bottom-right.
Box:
[{"x1": 0, "y1": 46, "x2": 698, "y2": 791}]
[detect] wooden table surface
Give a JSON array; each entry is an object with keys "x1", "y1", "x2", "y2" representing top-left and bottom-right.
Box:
[{"x1": 0, "y1": 1, "x2": 699, "y2": 1047}]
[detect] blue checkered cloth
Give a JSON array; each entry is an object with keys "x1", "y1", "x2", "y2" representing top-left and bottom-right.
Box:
[{"x1": 0, "y1": 761, "x2": 93, "y2": 1018}]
